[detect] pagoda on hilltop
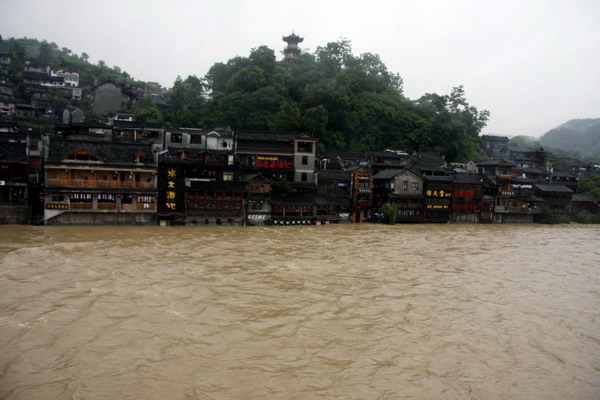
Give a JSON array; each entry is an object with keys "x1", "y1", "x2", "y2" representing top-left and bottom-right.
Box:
[{"x1": 282, "y1": 32, "x2": 304, "y2": 60}]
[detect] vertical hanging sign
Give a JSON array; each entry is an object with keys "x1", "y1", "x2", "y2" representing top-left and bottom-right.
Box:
[{"x1": 159, "y1": 164, "x2": 183, "y2": 213}]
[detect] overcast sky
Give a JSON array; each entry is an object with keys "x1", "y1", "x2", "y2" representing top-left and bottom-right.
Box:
[{"x1": 2, "y1": 0, "x2": 599, "y2": 137}]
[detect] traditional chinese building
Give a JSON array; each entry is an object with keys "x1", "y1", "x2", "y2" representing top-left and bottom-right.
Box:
[
  {"x1": 423, "y1": 175, "x2": 453, "y2": 223},
  {"x1": 183, "y1": 180, "x2": 246, "y2": 226},
  {"x1": 236, "y1": 131, "x2": 317, "y2": 187},
  {"x1": 159, "y1": 126, "x2": 239, "y2": 225},
  {"x1": 282, "y1": 32, "x2": 303, "y2": 61},
  {"x1": 0, "y1": 140, "x2": 29, "y2": 224},
  {"x1": 373, "y1": 168, "x2": 424, "y2": 223},
  {"x1": 534, "y1": 184, "x2": 573, "y2": 214},
  {"x1": 451, "y1": 172, "x2": 483, "y2": 223},
  {"x1": 44, "y1": 137, "x2": 159, "y2": 225},
  {"x1": 244, "y1": 173, "x2": 272, "y2": 226},
  {"x1": 270, "y1": 193, "x2": 348, "y2": 225},
  {"x1": 347, "y1": 166, "x2": 373, "y2": 223}
]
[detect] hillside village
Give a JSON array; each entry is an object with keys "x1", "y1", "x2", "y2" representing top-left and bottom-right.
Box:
[{"x1": 1, "y1": 36, "x2": 599, "y2": 226}]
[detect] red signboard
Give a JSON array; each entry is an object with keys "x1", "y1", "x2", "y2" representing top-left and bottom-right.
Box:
[
  {"x1": 256, "y1": 160, "x2": 292, "y2": 169},
  {"x1": 454, "y1": 190, "x2": 475, "y2": 198}
]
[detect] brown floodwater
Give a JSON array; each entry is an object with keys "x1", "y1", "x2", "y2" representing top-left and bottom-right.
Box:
[{"x1": 0, "y1": 224, "x2": 599, "y2": 399}]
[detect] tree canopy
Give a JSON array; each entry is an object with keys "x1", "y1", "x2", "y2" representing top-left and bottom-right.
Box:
[{"x1": 167, "y1": 39, "x2": 489, "y2": 161}]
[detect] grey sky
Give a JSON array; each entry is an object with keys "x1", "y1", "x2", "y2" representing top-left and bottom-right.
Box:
[{"x1": 2, "y1": 0, "x2": 599, "y2": 137}]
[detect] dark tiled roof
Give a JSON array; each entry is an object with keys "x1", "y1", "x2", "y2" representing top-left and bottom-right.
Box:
[
  {"x1": 373, "y1": 168, "x2": 405, "y2": 180},
  {"x1": 241, "y1": 173, "x2": 270, "y2": 183},
  {"x1": 319, "y1": 151, "x2": 367, "y2": 160},
  {"x1": 0, "y1": 142, "x2": 27, "y2": 162},
  {"x1": 166, "y1": 147, "x2": 232, "y2": 158},
  {"x1": 237, "y1": 130, "x2": 298, "y2": 143},
  {"x1": 572, "y1": 194, "x2": 597, "y2": 202},
  {"x1": 318, "y1": 169, "x2": 351, "y2": 181},
  {"x1": 551, "y1": 171, "x2": 576, "y2": 178},
  {"x1": 476, "y1": 158, "x2": 516, "y2": 167},
  {"x1": 514, "y1": 195, "x2": 545, "y2": 202},
  {"x1": 535, "y1": 184, "x2": 573, "y2": 193},
  {"x1": 47, "y1": 138, "x2": 156, "y2": 166},
  {"x1": 453, "y1": 172, "x2": 484, "y2": 184},
  {"x1": 424, "y1": 175, "x2": 453, "y2": 182}
]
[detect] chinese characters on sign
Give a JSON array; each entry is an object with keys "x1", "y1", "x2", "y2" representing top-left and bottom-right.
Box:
[
  {"x1": 426, "y1": 204, "x2": 449, "y2": 209},
  {"x1": 454, "y1": 190, "x2": 474, "y2": 197},
  {"x1": 255, "y1": 156, "x2": 292, "y2": 169},
  {"x1": 452, "y1": 205, "x2": 480, "y2": 210},
  {"x1": 159, "y1": 166, "x2": 182, "y2": 212},
  {"x1": 426, "y1": 190, "x2": 452, "y2": 198}
]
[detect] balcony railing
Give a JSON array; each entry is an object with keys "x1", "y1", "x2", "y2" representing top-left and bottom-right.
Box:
[
  {"x1": 53, "y1": 202, "x2": 156, "y2": 212},
  {"x1": 46, "y1": 179, "x2": 155, "y2": 189}
]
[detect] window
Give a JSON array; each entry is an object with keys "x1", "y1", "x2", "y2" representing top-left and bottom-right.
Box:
[
  {"x1": 297, "y1": 141, "x2": 313, "y2": 153},
  {"x1": 301, "y1": 172, "x2": 308, "y2": 182},
  {"x1": 29, "y1": 141, "x2": 38, "y2": 151},
  {"x1": 222, "y1": 141, "x2": 229, "y2": 148},
  {"x1": 171, "y1": 133, "x2": 182, "y2": 143},
  {"x1": 50, "y1": 193, "x2": 65, "y2": 203},
  {"x1": 134, "y1": 152, "x2": 148, "y2": 163},
  {"x1": 66, "y1": 150, "x2": 100, "y2": 161},
  {"x1": 402, "y1": 181, "x2": 408, "y2": 190},
  {"x1": 411, "y1": 182, "x2": 419, "y2": 191},
  {"x1": 302, "y1": 155, "x2": 308, "y2": 165},
  {"x1": 223, "y1": 171, "x2": 234, "y2": 181},
  {"x1": 190, "y1": 135, "x2": 202, "y2": 145}
]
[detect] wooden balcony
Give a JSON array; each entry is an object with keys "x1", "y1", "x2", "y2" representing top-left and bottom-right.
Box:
[
  {"x1": 70, "y1": 202, "x2": 94, "y2": 210},
  {"x1": 58, "y1": 202, "x2": 156, "y2": 212},
  {"x1": 46, "y1": 179, "x2": 155, "y2": 189}
]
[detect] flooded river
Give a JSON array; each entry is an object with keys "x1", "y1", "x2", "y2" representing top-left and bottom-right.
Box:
[{"x1": 0, "y1": 224, "x2": 599, "y2": 399}]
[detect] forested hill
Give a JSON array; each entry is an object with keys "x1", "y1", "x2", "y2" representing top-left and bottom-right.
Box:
[
  {"x1": 540, "y1": 119, "x2": 600, "y2": 159},
  {"x1": 2, "y1": 37, "x2": 490, "y2": 162},
  {"x1": 172, "y1": 41, "x2": 490, "y2": 161}
]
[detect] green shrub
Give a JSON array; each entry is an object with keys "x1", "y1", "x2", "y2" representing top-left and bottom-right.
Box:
[
  {"x1": 537, "y1": 208, "x2": 570, "y2": 224},
  {"x1": 577, "y1": 211, "x2": 600, "y2": 224},
  {"x1": 379, "y1": 203, "x2": 398, "y2": 225}
]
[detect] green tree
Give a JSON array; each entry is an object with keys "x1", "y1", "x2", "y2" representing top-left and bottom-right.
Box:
[
  {"x1": 379, "y1": 203, "x2": 398, "y2": 224},
  {"x1": 165, "y1": 75, "x2": 206, "y2": 127},
  {"x1": 43, "y1": 87, "x2": 69, "y2": 116},
  {"x1": 37, "y1": 40, "x2": 54, "y2": 65},
  {"x1": 579, "y1": 177, "x2": 600, "y2": 199},
  {"x1": 271, "y1": 101, "x2": 302, "y2": 132},
  {"x1": 133, "y1": 94, "x2": 164, "y2": 124}
]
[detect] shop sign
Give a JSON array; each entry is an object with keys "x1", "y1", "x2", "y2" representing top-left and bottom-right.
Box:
[
  {"x1": 159, "y1": 166, "x2": 183, "y2": 212},
  {"x1": 46, "y1": 203, "x2": 68, "y2": 210},
  {"x1": 512, "y1": 184, "x2": 533, "y2": 189},
  {"x1": 426, "y1": 190, "x2": 452, "y2": 198},
  {"x1": 454, "y1": 190, "x2": 474, "y2": 197},
  {"x1": 248, "y1": 214, "x2": 267, "y2": 220},
  {"x1": 256, "y1": 156, "x2": 292, "y2": 169},
  {"x1": 426, "y1": 204, "x2": 449, "y2": 209},
  {"x1": 452, "y1": 205, "x2": 480, "y2": 210}
]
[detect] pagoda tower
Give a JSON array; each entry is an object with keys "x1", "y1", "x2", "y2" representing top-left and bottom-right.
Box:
[{"x1": 282, "y1": 32, "x2": 304, "y2": 60}]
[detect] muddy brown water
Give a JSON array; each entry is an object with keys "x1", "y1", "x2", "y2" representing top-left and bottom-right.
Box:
[{"x1": 0, "y1": 224, "x2": 599, "y2": 399}]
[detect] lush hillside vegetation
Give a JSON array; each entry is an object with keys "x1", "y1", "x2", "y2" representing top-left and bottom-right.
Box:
[
  {"x1": 166, "y1": 41, "x2": 490, "y2": 160},
  {"x1": 2, "y1": 37, "x2": 491, "y2": 161}
]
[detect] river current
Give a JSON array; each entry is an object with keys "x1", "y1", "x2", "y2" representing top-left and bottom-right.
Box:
[{"x1": 0, "y1": 224, "x2": 599, "y2": 399}]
